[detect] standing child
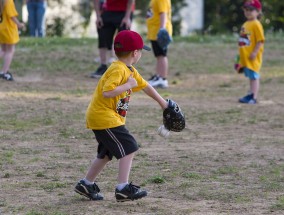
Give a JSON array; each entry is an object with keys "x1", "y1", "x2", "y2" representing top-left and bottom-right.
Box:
[
  {"x1": 0, "y1": 0, "x2": 25, "y2": 81},
  {"x1": 146, "y1": 0, "x2": 172, "y2": 88},
  {"x1": 238, "y1": 0, "x2": 265, "y2": 104},
  {"x1": 75, "y1": 30, "x2": 168, "y2": 202}
]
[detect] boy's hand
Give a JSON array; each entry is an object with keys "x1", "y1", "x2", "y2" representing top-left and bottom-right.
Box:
[
  {"x1": 127, "y1": 75, "x2": 137, "y2": 88},
  {"x1": 249, "y1": 52, "x2": 257, "y2": 60}
]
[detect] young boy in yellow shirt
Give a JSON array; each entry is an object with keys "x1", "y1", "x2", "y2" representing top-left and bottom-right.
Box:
[
  {"x1": 238, "y1": 0, "x2": 265, "y2": 104},
  {"x1": 75, "y1": 30, "x2": 168, "y2": 202},
  {"x1": 146, "y1": 0, "x2": 172, "y2": 88}
]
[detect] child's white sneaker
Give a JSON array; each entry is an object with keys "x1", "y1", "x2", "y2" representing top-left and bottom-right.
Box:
[
  {"x1": 2, "y1": 72, "x2": 14, "y2": 81},
  {"x1": 149, "y1": 76, "x2": 168, "y2": 88}
]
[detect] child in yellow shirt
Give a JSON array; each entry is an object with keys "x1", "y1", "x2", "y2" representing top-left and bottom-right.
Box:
[
  {"x1": 146, "y1": 0, "x2": 172, "y2": 88},
  {"x1": 0, "y1": 0, "x2": 25, "y2": 81},
  {"x1": 75, "y1": 30, "x2": 168, "y2": 202},
  {"x1": 238, "y1": 0, "x2": 265, "y2": 104}
]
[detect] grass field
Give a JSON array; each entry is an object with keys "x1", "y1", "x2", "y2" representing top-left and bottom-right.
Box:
[{"x1": 0, "y1": 34, "x2": 284, "y2": 215}]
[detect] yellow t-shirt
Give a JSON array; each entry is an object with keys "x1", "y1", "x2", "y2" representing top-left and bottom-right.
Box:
[
  {"x1": 0, "y1": 0, "x2": 19, "y2": 44},
  {"x1": 238, "y1": 20, "x2": 265, "y2": 73},
  {"x1": 86, "y1": 61, "x2": 148, "y2": 130},
  {"x1": 146, "y1": 0, "x2": 172, "y2": 41}
]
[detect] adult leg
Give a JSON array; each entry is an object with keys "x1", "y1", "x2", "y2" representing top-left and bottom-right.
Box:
[
  {"x1": 35, "y1": 1, "x2": 47, "y2": 37},
  {"x1": 99, "y1": 20, "x2": 116, "y2": 65},
  {"x1": 27, "y1": 2, "x2": 36, "y2": 37},
  {"x1": 99, "y1": 48, "x2": 107, "y2": 65},
  {"x1": 90, "y1": 14, "x2": 116, "y2": 78}
]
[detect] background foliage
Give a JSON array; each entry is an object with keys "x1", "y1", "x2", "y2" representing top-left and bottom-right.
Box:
[
  {"x1": 18, "y1": 0, "x2": 284, "y2": 36},
  {"x1": 204, "y1": 0, "x2": 284, "y2": 34}
]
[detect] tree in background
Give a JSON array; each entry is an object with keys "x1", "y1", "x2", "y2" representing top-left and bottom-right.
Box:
[
  {"x1": 16, "y1": 0, "x2": 284, "y2": 37},
  {"x1": 204, "y1": 0, "x2": 284, "y2": 34}
]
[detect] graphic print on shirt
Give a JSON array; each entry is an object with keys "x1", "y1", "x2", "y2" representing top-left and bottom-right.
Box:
[
  {"x1": 146, "y1": 7, "x2": 153, "y2": 18},
  {"x1": 116, "y1": 89, "x2": 132, "y2": 117},
  {"x1": 239, "y1": 27, "x2": 251, "y2": 47}
]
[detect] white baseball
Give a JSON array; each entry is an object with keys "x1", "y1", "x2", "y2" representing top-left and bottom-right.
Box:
[{"x1": 157, "y1": 125, "x2": 170, "y2": 138}]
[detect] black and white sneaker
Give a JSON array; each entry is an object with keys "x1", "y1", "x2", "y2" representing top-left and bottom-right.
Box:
[
  {"x1": 148, "y1": 74, "x2": 159, "y2": 82},
  {"x1": 2, "y1": 72, "x2": 14, "y2": 81},
  {"x1": 90, "y1": 64, "x2": 107, "y2": 78},
  {"x1": 115, "y1": 182, "x2": 147, "y2": 202},
  {"x1": 74, "y1": 179, "x2": 103, "y2": 200}
]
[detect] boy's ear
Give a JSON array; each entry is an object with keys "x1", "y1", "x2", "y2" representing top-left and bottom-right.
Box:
[{"x1": 133, "y1": 50, "x2": 139, "y2": 56}]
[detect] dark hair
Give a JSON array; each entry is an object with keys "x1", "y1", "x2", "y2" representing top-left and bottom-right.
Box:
[{"x1": 115, "y1": 51, "x2": 133, "y2": 58}]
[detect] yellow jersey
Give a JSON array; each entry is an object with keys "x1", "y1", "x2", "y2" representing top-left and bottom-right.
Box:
[
  {"x1": 0, "y1": 0, "x2": 20, "y2": 44},
  {"x1": 86, "y1": 61, "x2": 148, "y2": 130},
  {"x1": 146, "y1": 0, "x2": 172, "y2": 41},
  {"x1": 238, "y1": 20, "x2": 265, "y2": 73}
]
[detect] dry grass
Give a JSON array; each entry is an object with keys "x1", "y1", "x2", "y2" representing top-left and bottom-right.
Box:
[{"x1": 0, "y1": 36, "x2": 283, "y2": 215}]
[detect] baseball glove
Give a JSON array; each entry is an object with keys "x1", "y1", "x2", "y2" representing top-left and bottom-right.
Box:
[
  {"x1": 163, "y1": 99, "x2": 185, "y2": 132},
  {"x1": 157, "y1": 28, "x2": 172, "y2": 50},
  {"x1": 234, "y1": 54, "x2": 244, "y2": 73}
]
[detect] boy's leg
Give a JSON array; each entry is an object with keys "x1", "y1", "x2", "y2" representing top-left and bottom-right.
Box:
[
  {"x1": 115, "y1": 152, "x2": 147, "y2": 202},
  {"x1": 148, "y1": 41, "x2": 169, "y2": 88},
  {"x1": 156, "y1": 56, "x2": 168, "y2": 78},
  {"x1": 74, "y1": 157, "x2": 109, "y2": 201},
  {"x1": 118, "y1": 152, "x2": 134, "y2": 184},
  {"x1": 0, "y1": 44, "x2": 5, "y2": 59},
  {"x1": 1, "y1": 44, "x2": 15, "y2": 72},
  {"x1": 250, "y1": 79, "x2": 259, "y2": 99},
  {"x1": 85, "y1": 156, "x2": 110, "y2": 182}
]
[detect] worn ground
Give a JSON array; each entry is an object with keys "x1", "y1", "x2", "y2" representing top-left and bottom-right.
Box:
[{"x1": 0, "y1": 35, "x2": 283, "y2": 215}]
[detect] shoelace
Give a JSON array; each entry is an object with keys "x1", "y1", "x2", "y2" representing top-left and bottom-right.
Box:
[
  {"x1": 128, "y1": 182, "x2": 141, "y2": 199},
  {"x1": 92, "y1": 183, "x2": 100, "y2": 193},
  {"x1": 148, "y1": 75, "x2": 159, "y2": 81}
]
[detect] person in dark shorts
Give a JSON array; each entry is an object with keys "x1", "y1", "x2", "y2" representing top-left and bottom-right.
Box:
[
  {"x1": 90, "y1": 0, "x2": 135, "y2": 78},
  {"x1": 75, "y1": 30, "x2": 168, "y2": 202},
  {"x1": 146, "y1": 0, "x2": 172, "y2": 88}
]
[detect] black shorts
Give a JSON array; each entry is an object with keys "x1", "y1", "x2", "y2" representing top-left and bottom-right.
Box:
[
  {"x1": 98, "y1": 11, "x2": 133, "y2": 50},
  {"x1": 151, "y1": 40, "x2": 168, "y2": 57},
  {"x1": 92, "y1": 126, "x2": 139, "y2": 160}
]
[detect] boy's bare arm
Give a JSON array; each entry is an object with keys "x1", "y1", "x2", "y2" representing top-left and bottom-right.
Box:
[
  {"x1": 159, "y1": 12, "x2": 166, "y2": 29},
  {"x1": 250, "y1": 41, "x2": 264, "y2": 60},
  {"x1": 143, "y1": 84, "x2": 168, "y2": 110}
]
